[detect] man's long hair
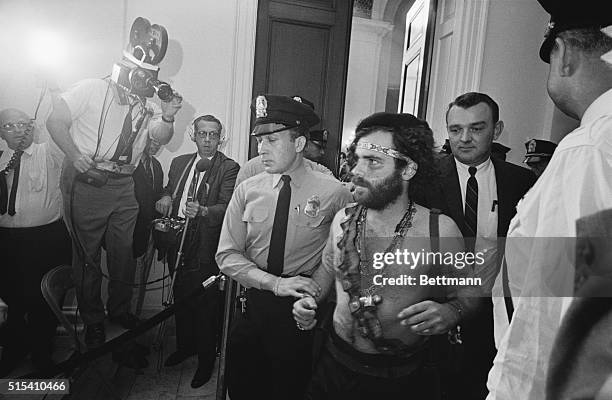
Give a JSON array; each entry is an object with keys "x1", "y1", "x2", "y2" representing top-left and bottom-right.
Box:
[{"x1": 348, "y1": 112, "x2": 438, "y2": 200}]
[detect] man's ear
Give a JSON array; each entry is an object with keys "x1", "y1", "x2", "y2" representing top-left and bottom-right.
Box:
[
  {"x1": 554, "y1": 37, "x2": 577, "y2": 77},
  {"x1": 401, "y1": 164, "x2": 417, "y2": 181},
  {"x1": 493, "y1": 120, "x2": 504, "y2": 140},
  {"x1": 295, "y1": 135, "x2": 307, "y2": 152}
]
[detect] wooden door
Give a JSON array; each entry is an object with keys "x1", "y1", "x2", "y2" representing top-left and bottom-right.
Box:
[
  {"x1": 398, "y1": 0, "x2": 437, "y2": 119},
  {"x1": 250, "y1": 0, "x2": 354, "y2": 173}
]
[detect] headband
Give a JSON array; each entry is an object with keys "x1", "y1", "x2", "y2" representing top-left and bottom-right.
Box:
[{"x1": 356, "y1": 141, "x2": 418, "y2": 170}]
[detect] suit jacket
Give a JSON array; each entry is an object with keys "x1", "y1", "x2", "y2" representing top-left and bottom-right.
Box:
[
  {"x1": 163, "y1": 151, "x2": 240, "y2": 282},
  {"x1": 423, "y1": 155, "x2": 536, "y2": 399},
  {"x1": 133, "y1": 156, "x2": 164, "y2": 257},
  {"x1": 427, "y1": 154, "x2": 536, "y2": 239}
]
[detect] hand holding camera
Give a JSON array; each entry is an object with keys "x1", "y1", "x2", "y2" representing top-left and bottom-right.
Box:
[
  {"x1": 161, "y1": 90, "x2": 183, "y2": 119},
  {"x1": 156, "y1": 195, "x2": 172, "y2": 217}
]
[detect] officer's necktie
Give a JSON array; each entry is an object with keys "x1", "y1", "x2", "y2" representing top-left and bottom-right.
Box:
[
  {"x1": 0, "y1": 150, "x2": 23, "y2": 215},
  {"x1": 464, "y1": 166, "x2": 478, "y2": 252},
  {"x1": 267, "y1": 175, "x2": 291, "y2": 276},
  {"x1": 110, "y1": 102, "x2": 136, "y2": 164}
]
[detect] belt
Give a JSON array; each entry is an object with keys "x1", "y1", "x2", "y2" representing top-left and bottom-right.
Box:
[{"x1": 326, "y1": 328, "x2": 428, "y2": 378}]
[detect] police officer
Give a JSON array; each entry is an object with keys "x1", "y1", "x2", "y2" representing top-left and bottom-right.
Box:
[
  {"x1": 523, "y1": 138, "x2": 557, "y2": 178},
  {"x1": 488, "y1": 1, "x2": 612, "y2": 399},
  {"x1": 216, "y1": 95, "x2": 352, "y2": 400},
  {"x1": 304, "y1": 129, "x2": 328, "y2": 163}
]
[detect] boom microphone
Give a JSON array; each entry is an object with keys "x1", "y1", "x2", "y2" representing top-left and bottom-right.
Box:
[{"x1": 196, "y1": 158, "x2": 211, "y2": 172}]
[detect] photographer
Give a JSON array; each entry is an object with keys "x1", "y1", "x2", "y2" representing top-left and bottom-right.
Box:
[{"x1": 46, "y1": 18, "x2": 182, "y2": 349}]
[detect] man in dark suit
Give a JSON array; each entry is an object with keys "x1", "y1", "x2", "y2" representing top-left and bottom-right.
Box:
[
  {"x1": 155, "y1": 114, "x2": 240, "y2": 388},
  {"x1": 427, "y1": 92, "x2": 536, "y2": 399},
  {"x1": 131, "y1": 137, "x2": 164, "y2": 315}
]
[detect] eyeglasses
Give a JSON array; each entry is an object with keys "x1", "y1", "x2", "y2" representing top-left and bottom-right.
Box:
[
  {"x1": 195, "y1": 130, "x2": 220, "y2": 140},
  {"x1": 1, "y1": 120, "x2": 33, "y2": 133}
]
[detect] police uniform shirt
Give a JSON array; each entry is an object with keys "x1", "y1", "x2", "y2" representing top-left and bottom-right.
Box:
[
  {"x1": 455, "y1": 157, "x2": 498, "y2": 292},
  {"x1": 217, "y1": 160, "x2": 353, "y2": 289},
  {"x1": 61, "y1": 78, "x2": 161, "y2": 166},
  {"x1": 0, "y1": 141, "x2": 63, "y2": 228},
  {"x1": 488, "y1": 88, "x2": 612, "y2": 400}
]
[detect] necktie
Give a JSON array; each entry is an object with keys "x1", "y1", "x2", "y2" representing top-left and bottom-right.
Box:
[
  {"x1": 0, "y1": 150, "x2": 23, "y2": 215},
  {"x1": 142, "y1": 156, "x2": 153, "y2": 187},
  {"x1": 110, "y1": 102, "x2": 136, "y2": 163},
  {"x1": 464, "y1": 166, "x2": 478, "y2": 252},
  {"x1": 267, "y1": 175, "x2": 291, "y2": 276}
]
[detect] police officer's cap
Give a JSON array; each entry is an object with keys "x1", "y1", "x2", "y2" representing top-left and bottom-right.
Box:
[
  {"x1": 492, "y1": 142, "x2": 511, "y2": 155},
  {"x1": 524, "y1": 138, "x2": 557, "y2": 162},
  {"x1": 440, "y1": 139, "x2": 452, "y2": 154},
  {"x1": 537, "y1": 0, "x2": 612, "y2": 63},
  {"x1": 309, "y1": 129, "x2": 328, "y2": 146},
  {"x1": 251, "y1": 94, "x2": 320, "y2": 136}
]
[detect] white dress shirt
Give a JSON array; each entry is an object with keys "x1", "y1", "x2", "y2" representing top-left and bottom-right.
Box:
[
  {"x1": 487, "y1": 88, "x2": 612, "y2": 400},
  {"x1": 0, "y1": 141, "x2": 64, "y2": 228},
  {"x1": 455, "y1": 157, "x2": 499, "y2": 292},
  {"x1": 61, "y1": 78, "x2": 161, "y2": 166},
  {"x1": 177, "y1": 154, "x2": 213, "y2": 218}
]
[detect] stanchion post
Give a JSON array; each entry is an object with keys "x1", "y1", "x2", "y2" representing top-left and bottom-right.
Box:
[{"x1": 216, "y1": 276, "x2": 237, "y2": 400}]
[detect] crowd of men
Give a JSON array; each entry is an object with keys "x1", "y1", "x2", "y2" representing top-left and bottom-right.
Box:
[{"x1": 1, "y1": 0, "x2": 611, "y2": 399}]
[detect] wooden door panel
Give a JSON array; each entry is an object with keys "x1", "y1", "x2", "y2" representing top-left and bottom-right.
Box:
[
  {"x1": 251, "y1": 0, "x2": 353, "y2": 173},
  {"x1": 268, "y1": 22, "x2": 330, "y2": 109}
]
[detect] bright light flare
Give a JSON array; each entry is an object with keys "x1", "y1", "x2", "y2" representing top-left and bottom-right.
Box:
[{"x1": 26, "y1": 29, "x2": 68, "y2": 70}]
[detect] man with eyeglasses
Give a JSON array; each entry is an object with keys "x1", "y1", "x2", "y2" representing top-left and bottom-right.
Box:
[
  {"x1": 0, "y1": 109, "x2": 71, "y2": 376},
  {"x1": 155, "y1": 114, "x2": 239, "y2": 388}
]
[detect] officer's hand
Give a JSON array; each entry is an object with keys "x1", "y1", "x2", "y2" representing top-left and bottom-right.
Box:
[
  {"x1": 160, "y1": 91, "x2": 183, "y2": 118},
  {"x1": 275, "y1": 276, "x2": 322, "y2": 298},
  {"x1": 292, "y1": 296, "x2": 318, "y2": 330},
  {"x1": 155, "y1": 195, "x2": 172, "y2": 217},
  {"x1": 184, "y1": 200, "x2": 200, "y2": 219},
  {"x1": 397, "y1": 300, "x2": 459, "y2": 336},
  {"x1": 73, "y1": 154, "x2": 94, "y2": 173}
]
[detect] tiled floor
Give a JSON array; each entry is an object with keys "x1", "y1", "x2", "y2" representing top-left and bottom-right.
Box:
[{"x1": 1, "y1": 317, "x2": 225, "y2": 400}]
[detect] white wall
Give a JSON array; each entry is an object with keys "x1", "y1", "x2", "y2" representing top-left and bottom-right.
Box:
[
  {"x1": 0, "y1": 0, "x2": 252, "y2": 164},
  {"x1": 342, "y1": 17, "x2": 393, "y2": 149},
  {"x1": 0, "y1": 0, "x2": 255, "y2": 310},
  {"x1": 478, "y1": 0, "x2": 554, "y2": 165}
]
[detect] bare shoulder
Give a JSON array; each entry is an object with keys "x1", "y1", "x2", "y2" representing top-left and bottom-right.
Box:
[
  {"x1": 412, "y1": 204, "x2": 461, "y2": 238},
  {"x1": 438, "y1": 213, "x2": 462, "y2": 237}
]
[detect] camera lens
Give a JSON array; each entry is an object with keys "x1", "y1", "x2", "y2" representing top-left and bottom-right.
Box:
[{"x1": 155, "y1": 82, "x2": 173, "y2": 102}]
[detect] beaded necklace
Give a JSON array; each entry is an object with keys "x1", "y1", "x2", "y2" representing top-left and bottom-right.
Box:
[{"x1": 356, "y1": 199, "x2": 416, "y2": 298}]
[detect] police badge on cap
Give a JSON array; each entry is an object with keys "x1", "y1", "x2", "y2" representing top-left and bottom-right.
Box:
[{"x1": 250, "y1": 94, "x2": 320, "y2": 136}]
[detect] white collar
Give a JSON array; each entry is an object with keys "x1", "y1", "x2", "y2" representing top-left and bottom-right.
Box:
[
  {"x1": 582, "y1": 88, "x2": 612, "y2": 126},
  {"x1": 455, "y1": 157, "x2": 492, "y2": 174}
]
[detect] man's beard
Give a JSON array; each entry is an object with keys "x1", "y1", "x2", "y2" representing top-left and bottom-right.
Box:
[{"x1": 352, "y1": 169, "x2": 404, "y2": 210}]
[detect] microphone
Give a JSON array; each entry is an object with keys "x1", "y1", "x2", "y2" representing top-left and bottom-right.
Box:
[
  {"x1": 196, "y1": 158, "x2": 211, "y2": 172},
  {"x1": 187, "y1": 158, "x2": 211, "y2": 203}
]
